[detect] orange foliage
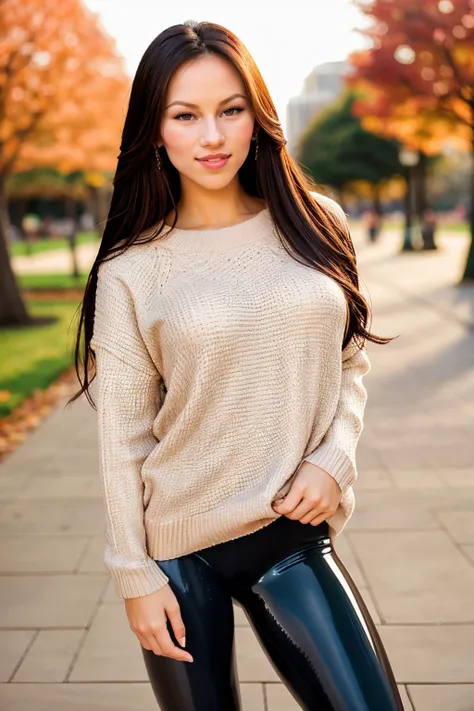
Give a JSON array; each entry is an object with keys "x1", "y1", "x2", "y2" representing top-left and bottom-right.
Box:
[
  {"x1": 347, "y1": 0, "x2": 474, "y2": 154},
  {"x1": 0, "y1": 0, "x2": 131, "y2": 177}
]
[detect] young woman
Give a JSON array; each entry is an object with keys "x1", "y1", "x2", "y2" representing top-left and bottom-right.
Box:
[{"x1": 70, "y1": 20, "x2": 404, "y2": 711}]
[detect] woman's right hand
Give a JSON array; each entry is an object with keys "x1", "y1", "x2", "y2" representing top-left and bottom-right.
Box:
[{"x1": 125, "y1": 584, "x2": 194, "y2": 662}]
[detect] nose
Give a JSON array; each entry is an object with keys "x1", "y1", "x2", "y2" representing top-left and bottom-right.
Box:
[{"x1": 200, "y1": 117, "x2": 225, "y2": 146}]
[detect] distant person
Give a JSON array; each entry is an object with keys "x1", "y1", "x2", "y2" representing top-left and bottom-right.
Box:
[
  {"x1": 366, "y1": 209, "x2": 381, "y2": 243},
  {"x1": 69, "y1": 20, "x2": 403, "y2": 711},
  {"x1": 421, "y1": 209, "x2": 438, "y2": 251}
]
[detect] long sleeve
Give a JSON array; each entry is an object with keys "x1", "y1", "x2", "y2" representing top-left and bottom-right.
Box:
[
  {"x1": 302, "y1": 336, "x2": 371, "y2": 495},
  {"x1": 91, "y1": 261, "x2": 170, "y2": 599}
]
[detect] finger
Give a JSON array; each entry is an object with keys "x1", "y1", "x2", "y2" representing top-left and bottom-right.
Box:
[
  {"x1": 286, "y1": 500, "x2": 316, "y2": 522},
  {"x1": 309, "y1": 512, "x2": 329, "y2": 527},
  {"x1": 157, "y1": 625, "x2": 194, "y2": 662},
  {"x1": 136, "y1": 630, "x2": 162, "y2": 656},
  {"x1": 299, "y1": 505, "x2": 322, "y2": 524},
  {"x1": 136, "y1": 630, "x2": 152, "y2": 651},
  {"x1": 273, "y1": 489, "x2": 303, "y2": 515},
  {"x1": 166, "y1": 602, "x2": 188, "y2": 651}
]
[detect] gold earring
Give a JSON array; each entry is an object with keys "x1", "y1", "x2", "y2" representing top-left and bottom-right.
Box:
[{"x1": 154, "y1": 145, "x2": 162, "y2": 171}]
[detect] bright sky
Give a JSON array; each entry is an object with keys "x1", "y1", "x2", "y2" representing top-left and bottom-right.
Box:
[{"x1": 84, "y1": 0, "x2": 370, "y2": 135}]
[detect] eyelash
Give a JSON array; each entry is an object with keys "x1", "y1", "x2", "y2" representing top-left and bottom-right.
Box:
[{"x1": 174, "y1": 106, "x2": 244, "y2": 121}]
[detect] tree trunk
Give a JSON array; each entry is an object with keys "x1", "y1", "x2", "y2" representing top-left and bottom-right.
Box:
[
  {"x1": 401, "y1": 171, "x2": 415, "y2": 251},
  {"x1": 0, "y1": 174, "x2": 32, "y2": 327},
  {"x1": 461, "y1": 125, "x2": 474, "y2": 282},
  {"x1": 414, "y1": 153, "x2": 428, "y2": 220},
  {"x1": 65, "y1": 194, "x2": 80, "y2": 278}
]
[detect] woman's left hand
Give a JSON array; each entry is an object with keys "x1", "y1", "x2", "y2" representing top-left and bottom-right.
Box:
[{"x1": 272, "y1": 461, "x2": 342, "y2": 526}]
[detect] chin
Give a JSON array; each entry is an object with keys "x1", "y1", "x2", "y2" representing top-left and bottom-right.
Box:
[{"x1": 189, "y1": 171, "x2": 239, "y2": 190}]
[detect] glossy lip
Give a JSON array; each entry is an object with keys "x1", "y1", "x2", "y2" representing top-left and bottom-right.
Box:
[{"x1": 196, "y1": 153, "x2": 231, "y2": 161}]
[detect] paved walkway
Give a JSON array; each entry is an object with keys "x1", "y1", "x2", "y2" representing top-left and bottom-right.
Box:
[
  {"x1": 1, "y1": 225, "x2": 473, "y2": 710},
  {"x1": 12, "y1": 241, "x2": 100, "y2": 276}
]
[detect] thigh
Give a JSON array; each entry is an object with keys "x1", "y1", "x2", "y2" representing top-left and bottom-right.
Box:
[
  {"x1": 141, "y1": 555, "x2": 242, "y2": 711},
  {"x1": 237, "y1": 540, "x2": 405, "y2": 711}
]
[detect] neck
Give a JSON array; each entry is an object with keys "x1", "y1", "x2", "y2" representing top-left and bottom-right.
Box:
[{"x1": 166, "y1": 183, "x2": 266, "y2": 231}]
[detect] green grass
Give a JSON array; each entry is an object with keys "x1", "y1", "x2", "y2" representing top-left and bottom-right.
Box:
[
  {"x1": 0, "y1": 300, "x2": 82, "y2": 418},
  {"x1": 376, "y1": 219, "x2": 469, "y2": 233},
  {"x1": 17, "y1": 273, "x2": 89, "y2": 290},
  {"x1": 11, "y1": 231, "x2": 99, "y2": 257}
]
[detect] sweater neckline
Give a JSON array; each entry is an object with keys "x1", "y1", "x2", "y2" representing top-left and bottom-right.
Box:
[{"x1": 156, "y1": 206, "x2": 272, "y2": 253}]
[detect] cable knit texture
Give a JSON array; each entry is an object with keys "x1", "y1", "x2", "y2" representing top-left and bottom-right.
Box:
[{"x1": 90, "y1": 192, "x2": 371, "y2": 599}]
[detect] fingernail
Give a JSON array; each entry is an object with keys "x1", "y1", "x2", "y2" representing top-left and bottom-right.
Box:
[
  {"x1": 274, "y1": 499, "x2": 284, "y2": 505},
  {"x1": 179, "y1": 636, "x2": 186, "y2": 647}
]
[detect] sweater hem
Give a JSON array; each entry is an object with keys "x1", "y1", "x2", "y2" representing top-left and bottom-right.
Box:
[{"x1": 144, "y1": 489, "x2": 355, "y2": 563}]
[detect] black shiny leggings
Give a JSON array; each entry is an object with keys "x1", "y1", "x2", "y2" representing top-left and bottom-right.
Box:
[{"x1": 141, "y1": 515, "x2": 404, "y2": 711}]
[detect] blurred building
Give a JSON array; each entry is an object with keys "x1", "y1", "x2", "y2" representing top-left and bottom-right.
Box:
[{"x1": 287, "y1": 60, "x2": 349, "y2": 158}]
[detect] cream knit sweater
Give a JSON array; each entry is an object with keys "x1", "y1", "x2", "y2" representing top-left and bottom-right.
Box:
[{"x1": 90, "y1": 192, "x2": 371, "y2": 599}]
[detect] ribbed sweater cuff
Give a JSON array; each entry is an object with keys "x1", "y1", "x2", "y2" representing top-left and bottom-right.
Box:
[
  {"x1": 303, "y1": 442, "x2": 356, "y2": 495},
  {"x1": 109, "y1": 559, "x2": 170, "y2": 600}
]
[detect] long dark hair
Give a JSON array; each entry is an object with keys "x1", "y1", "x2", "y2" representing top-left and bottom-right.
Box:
[{"x1": 68, "y1": 20, "x2": 396, "y2": 409}]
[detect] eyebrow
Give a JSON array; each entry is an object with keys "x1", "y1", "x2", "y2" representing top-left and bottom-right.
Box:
[{"x1": 165, "y1": 93, "x2": 248, "y2": 110}]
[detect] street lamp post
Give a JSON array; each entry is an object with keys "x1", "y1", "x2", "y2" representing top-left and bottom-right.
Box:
[{"x1": 399, "y1": 147, "x2": 420, "y2": 252}]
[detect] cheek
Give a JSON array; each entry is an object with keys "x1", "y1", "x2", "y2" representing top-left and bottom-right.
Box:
[
  {"x1": 232, "y1": 116, "x2": 255, "y2": 145},
  {"x1": 161, "y1": 121, "x2": 194, "y2": 155}
]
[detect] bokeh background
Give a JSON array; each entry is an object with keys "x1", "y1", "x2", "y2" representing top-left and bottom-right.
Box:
[{"x1": 0, "y1": 2, "x2": 473, "y2": 710}]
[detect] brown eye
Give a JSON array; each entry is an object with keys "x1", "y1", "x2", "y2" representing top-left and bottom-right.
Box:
[
  {"x1": 223, "y1": 107, "x2": 243, "y2": 116},
  {"x1": 175, "y1": 113, "x2": 194, "y2": 121}
]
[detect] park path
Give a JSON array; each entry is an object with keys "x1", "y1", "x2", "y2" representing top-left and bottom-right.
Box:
[
  {"x1": 1, "y1": 224, "x2": 473, "y2": 710},
  {"x1": 12, "y1": 241, "x2": 99, "y2": 276}
]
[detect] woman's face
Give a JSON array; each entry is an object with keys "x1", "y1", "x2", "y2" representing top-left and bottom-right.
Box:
[{"x1": 159, "y1": 54, "x2": 256, "y2": 190}]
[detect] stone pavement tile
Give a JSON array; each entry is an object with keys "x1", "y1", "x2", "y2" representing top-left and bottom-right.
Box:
[
  {"x1": 353, "y1": 446, "x2": 387, "y2": 470},
  {"x1": 69, "y1": 604, "x2": 145, "y2": 681},
  {"x1": 350, "y1": 530, "x2": 474, "y2": 623},
  {"x1": 240, "y1": 682, "x2": 265, "y2": 710},
  {"x1": 436, "y1": 509, "x2": 474, "y2": 544},
  {"x1": 380, "y1": 625, "x2": 474, "y2": 683},
  {"x1": 265, "y1": 681, "x2": 413, "y2": 710},
  {"x1": 0, "y1": 630, "x2": 35, "y2": 681},
  {"x1": 389, "y1": 468, "x2": 444, "y2": 488},
  {"x1": 350, "y1": 487, "x2": 474, "y2": 531},
  {"x1": 461, "y1": 544, "x2": 474, "y2": 564},
  {"x1": 16, "y1": 475, "x2": 100, "y2": 500},
  {"x1": 0, "y1": 574, "x2": 106, "y2": 627},
  {"x1": 331, "y1": 533, "x2": 367, "y2": 588},
  {"x1": 358, "y1": 586, "x2": 381, "y2": 625},
  {"x1": 355, "y1": 468, "x2": 393, "y2": 490},
  {"x1": 0, "y1": 399, "x2": 99, "y2": 470},
  {"x1": 233, "y1": 602, "x2": 250, "y2": 626},
  {"x1": 0, "y1": 450, "x2": 100, "y2": 478},
  {"x1": 0, "y1": 535, "x2": 89, "y2": 573},
  {"x1": 349, "y1": 489, "x2": 440, "y2": 531},
  {"x1": 399, "y1": 686, "x2": 414, "y2": 711},
  {"x1": 77, "y1": 536, "x2": 105, "y2": 573},
  {"x1": 265, "y1": 682, "x2": 300, "y2": 710},
  {"x1": 102, "y1": 579, "x2": 121, "y2": 603},
  {"x1": 407, "y1": 684, "x2": 474, "y2": 710},
  {"x1": 378, "y1": 443, "x2": 474, "y2": 470},
  {"x1": 364, "y1": 428, "x2": 471, "y2": 450},
  {"x1": 0, "y1": 474, "x2": 30, "y2": 501},
  {"x1": 0, "y1": 682, "x2": 158, "y2": 710},
  {"x1": 12, "y1": 629, "x2": 84, "y2": 682},
  {"x1": 437, "y1": 467, "x2": 474, "y2": 488},
  {"x1": 235, "y1": 627, "x2": 280, "y2": 682},
  {"x1": 0, "y1": 498, "x2": 104, "y2": 535}
]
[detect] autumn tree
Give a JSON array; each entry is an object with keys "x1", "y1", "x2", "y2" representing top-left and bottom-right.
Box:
[
  {"x1": 347, "y1": 0, "x2": 474, "y2": 280},
  {"x1": 298, "y1": 90, "x2": 403, "y2": 212},
  {"x1": 0, "y1": 0, "x2": 130, "y2": 326}
]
